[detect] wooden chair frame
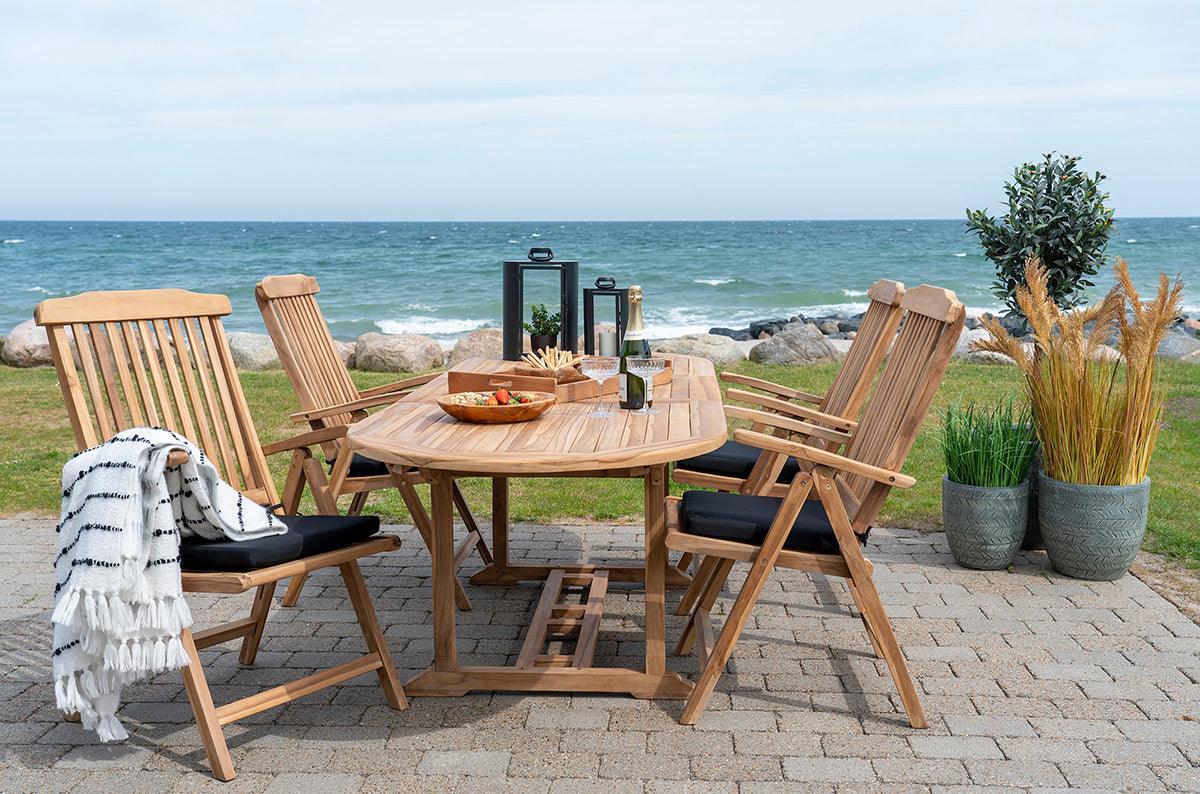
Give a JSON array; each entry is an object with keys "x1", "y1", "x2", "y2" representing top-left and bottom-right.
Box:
[
  {"x1": 671, "y1": 279, "x2": 905, "y2": 615},
  {"x1": 255, "y1": 273, "x2": 490, "y2": 610},
  {"x1": 35, "y1": 289, "x2": 406, "y2": 781},
  {"x1": 665, "y1": 284, "x2": 964, "y2": 727}
]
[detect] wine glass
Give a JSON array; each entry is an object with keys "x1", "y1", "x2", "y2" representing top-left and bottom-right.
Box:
[
  {"x1": 579, "y1": 356, "x2": 619, "y2": 418},
  {"x1": 626, "y1": 356, "x2": 666, "y2": 414}
]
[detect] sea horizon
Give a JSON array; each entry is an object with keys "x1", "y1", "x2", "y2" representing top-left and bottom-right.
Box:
[{"x1": 3, "y1": 217, "x2": 1198, "y2": 343}]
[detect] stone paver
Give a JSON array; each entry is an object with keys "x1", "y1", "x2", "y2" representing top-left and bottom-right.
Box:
[{"x1": 2, "y1": 518, "x2": 1199, "y2": 792}]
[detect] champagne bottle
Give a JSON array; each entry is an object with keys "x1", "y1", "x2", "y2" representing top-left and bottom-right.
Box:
[{"x1": 618, "y1": 285, "x2": 650, "y2": 409}]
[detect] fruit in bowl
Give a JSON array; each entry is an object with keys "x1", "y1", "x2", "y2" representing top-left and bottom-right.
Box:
[{"x1": 438, "y1": 388, "x2": 556, "y2": 424}]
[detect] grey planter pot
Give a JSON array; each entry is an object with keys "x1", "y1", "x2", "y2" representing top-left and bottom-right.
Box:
[
  {"x1": 942, "y1": 476, "x2": 1030, "y2": 570},
  {"x1": 529, "y1": 333, "x2": 558, "y2": 353},
  {"x1": 1037, "y1": 472, "x2": 1150, "y2": 581}
]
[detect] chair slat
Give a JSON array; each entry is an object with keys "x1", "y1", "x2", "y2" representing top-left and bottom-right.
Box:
[
  {"x1": 122, "y1": 321, "x2": 160, "y2": 426},
  {"x1": 88, "y1": 322, "x2": 129, "y2": 431},
  {"x1": 71, "y1": 323, "x2": 112, "y2": 443},
  {"x1": 155, "y1": 319, "x2": 198, "y2": 441},
  {"x1": 138, "y1": 320, "x2": 175, "y2": 431},
  {"x1": 104, "y1": 322, "x2": 145, "y2": 425}
]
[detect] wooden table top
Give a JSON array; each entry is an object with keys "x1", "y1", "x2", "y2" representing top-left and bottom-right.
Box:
[{"x1": 346, "y1": 355, "x2": 727, "y2": 474}]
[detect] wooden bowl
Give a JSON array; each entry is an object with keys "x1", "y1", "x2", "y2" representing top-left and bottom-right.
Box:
[{"x1": 437, "y1": 391, "x2": 557, "y2": 424}]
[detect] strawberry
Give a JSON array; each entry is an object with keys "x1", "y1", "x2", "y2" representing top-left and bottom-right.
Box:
[
  {"x1": 495, "y1": 388, "x2": 511, "y2": 405},
  {"x1": 517, "y1": 395, "x2": 530, "y2": 404},
  {"x1": 485, "y1": 396, "x2": 499, "y2": 406}
]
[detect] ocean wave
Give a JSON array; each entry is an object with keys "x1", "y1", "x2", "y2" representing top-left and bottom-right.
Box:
[
  {"x1": 25, "y1": 286, "x2": 54, "y2": 294},
  {"x1": 3, "y1": 239, "x2": 25, "y2": 244},
  {"x1": 507, "y1": 239, "x2": 519, "y2": 243},
  {"x1": 1126, "y1": 239, "x2": 1137, "y2": 243},
  {"x1": 694, "y1": 277, "x2": 734, "y2": 286},
  {"x1": 840, "y1": 289, "x2": 867, "y2": 297},
  {"x1": 953, "y1": 252, "x2": 967, "y2": 257},
  {"x1": 376, "y1": 316, "x2": 491, "y2": 337}
]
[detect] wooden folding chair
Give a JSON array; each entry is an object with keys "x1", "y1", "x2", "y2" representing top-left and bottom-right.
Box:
[
  {"x1": 36, "y1": 289, "x2": 406, "y2": 781},
  {"x1": 255, "y1": 274, "x2": 490, "y2": 611},
  {"x1": 670, "y1": 279, "x2": 905, "y2": 614},
  {"x1": 665, "y1": 285, "x2": 964, "y2": 727}
]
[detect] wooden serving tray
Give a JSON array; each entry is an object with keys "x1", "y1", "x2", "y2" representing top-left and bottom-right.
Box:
[{"x1": 447, "y1": 359, "x2": 672, "y2": 403}]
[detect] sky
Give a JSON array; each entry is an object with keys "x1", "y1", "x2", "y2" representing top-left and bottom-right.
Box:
[{"x1": 1, "y1": 1, "x2": 1198, "y2": 221}]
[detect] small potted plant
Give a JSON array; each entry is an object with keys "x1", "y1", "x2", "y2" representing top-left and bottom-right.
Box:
[
  {"x1": 523, "y1": 303, "x2": 561, "y2": 353},
  {"x1": 974, "y1": 257, "x2": 1183, "y2": 580},
  {"x1": 941, "y1": 400, "x2": 1038, "y2": 570}
]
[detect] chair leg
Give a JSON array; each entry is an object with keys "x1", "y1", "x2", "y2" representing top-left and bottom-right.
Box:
[
  {"x1": 281, "y1": 449, "x2": 308, "y2": 515},
  {"x1": 846, "y1": 579, "x2": 884, "y2": 659},
  {"x1": 347, "y1": 491, "x2": 369, "y2": 516},
  {"x1": 848, "y1": 568, "x2": 927, "y2": 728},
  {"x1": 281, "y1": 456, "x2": 345, "y2": 608},
  {"x1": 392, "y1": 472, "x2": 473, "y2": 611},
  {"x1": 679, "y1": 555, "x2": 779, "y2": 725},
  {"x1": 179, "y1": 628, "x2": 236, "y2": 781},
  {"x1": 674, "y1": 557, "x2": 733, "y2": 656},
  {"x1": 674, "y1": 552, "x2": 695, "y2": 575},
  {"x1": 340, "y1": 560, "x2": 408, "y2": 710},
  {"x1": 238, "y1": 582, "x2": 277, "y2": 666},
  {"x1": 675, "y1": 555, "x2": 720, "y2": 616},
  {"x1": 280, "y1": 573, "x2": 307, "y2": 608},
  {"x1": 452, "y1": 481, "x2": 492, "y2": 566}
]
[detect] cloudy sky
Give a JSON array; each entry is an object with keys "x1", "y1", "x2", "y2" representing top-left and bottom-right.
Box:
[{"x1": 2, "y1": 1, "x2": 1198, "y2": 220}]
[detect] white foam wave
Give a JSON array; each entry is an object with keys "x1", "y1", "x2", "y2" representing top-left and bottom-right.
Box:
[
  {"x1": 376, "y1": 316, "x2": 491, "y2": 336},
  {"x1": 1126, "y1": 239, "x2": 1137, "y2": 243},
  {"x1": 25, "y1": 286, "x2": 53, "y2": 294},
  {"x1": 507, "y1": 239, "x2": 519, "y2": 243},
  {"x1": 3, "y1": 239, "x2": 25, "y2": 244},
  {"x1": 953, "y1": 252, "x2": 967, "y2": 257},
  {"x1": 694, "y1": 278, "x2": 734, "y2": 286},
  {"x1": 840, "y1": 289, "x2": 867, "y2": 297},
  {"x1": 530, "y1": 233, "x2": 541, "y2": 238}
]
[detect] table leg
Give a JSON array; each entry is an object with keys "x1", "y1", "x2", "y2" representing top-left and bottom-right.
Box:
[
  {"x1": 430, "y1": 471, "x2": 457, "y2": 673},
  {"x1": 644, "y1": 464, "x2": 667, "y2": 676},
  {"x1": 492, "y1": 476, "x2": 509, "y2": 571}
]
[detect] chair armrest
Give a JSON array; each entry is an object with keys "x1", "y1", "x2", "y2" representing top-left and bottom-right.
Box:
[
  {"x1": 289, "y1": 392, "x2": 408, "y2": 423},
  {"x1": 261, "y1": 425, "x2": 348, "y2": 456},
  {"x1": 166, "y1": 449, "x2": 190, "y2": 467},
  {"x1": 732, "y1": 429, "x2": 915, "y2": 488},
  {"x1": 725, "y1": 405, "x2": 851, "y2": 448},
  {"x1": 726, "y1": 389, "x2": 857, "y2": 431},
  {"x1": 720, "y1": 372, "x2": 823, "y2": 404},
  {"x1": 358, "y1": 373, "x2": 438, "y2": 398}
]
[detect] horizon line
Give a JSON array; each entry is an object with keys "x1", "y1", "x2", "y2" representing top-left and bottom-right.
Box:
[{"x1": 3, "y1": 215, "x2": 1197, "y2": 224}]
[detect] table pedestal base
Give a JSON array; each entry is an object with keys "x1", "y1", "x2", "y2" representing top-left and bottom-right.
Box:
[
  {"x1": 470, "y1": 562, "x2": 692, "y2": 589},
  {"x1": 404, "y1": 667, "x2": 694, "y2": 699}
]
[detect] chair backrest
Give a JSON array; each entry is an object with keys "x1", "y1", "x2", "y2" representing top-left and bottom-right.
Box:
[
  {"x1": 819, "y1": 279, "x2": 905, "y2": 418},
  {"x1": 34, "y1": 289, "x2": 280, "y2": 507},
  {"x1": 255, "y1": 274, "x2": 360, "y2": 457},
  {"x1": 838, "y1": 285, "x2": 964, "y2": 531}
]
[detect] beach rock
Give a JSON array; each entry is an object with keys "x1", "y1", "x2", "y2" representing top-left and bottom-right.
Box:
[
  {"x1": 333, "y1": 340, "x2": 356, "y2": 370},
  {"x1": 1157, "y1": 329, "x2": 1200, "y2": 360},
  {"x1": 827, "y1": 338, "x2": 852, "y2": 360},
  {"x1": 355, "y1": 332, "x2": 443, "y2": 373},
  {"x1": 1, "y1": 320, "x2": 52, "y2": 367},
  {"x1": 749, "y1": 322, "x2": 837, "y2": 364},
  {"x1": 707, "y1": 327, "x2": 753, "y2": 342},
  {"x1": 1091, "y1": 344, "x2": 1122, "y2": 362},
  {"x1": 749, "y1": 318, "x2": 790, "y2": 338},
  {"x1": 817, "y1": 319, "x2": 841, "y2": 335},
  {"x1": 964, "y1": 316, "x2": 982, "y2": 331},
  {"x1": 448, "y1": 328, "x2": 504, "y2": 366},
  {"x1": 964, "y1": 350, "x2": 1015, "y2": 365},
  {"x1": 227, "y1": 332, "x2": 280, "y2": 371},
  {"x1": 838, "y1": 318, "x2": 861, "y2": 333},
  {"x1": 954, "y1": 327, "x2": 991, "y2": 358},
  {"x1": 1182, "y1": 318, "x2": 1200, "y2": 332},
  {"x1": 653, "y1": 333, "x2": 746, "y2": 366}
]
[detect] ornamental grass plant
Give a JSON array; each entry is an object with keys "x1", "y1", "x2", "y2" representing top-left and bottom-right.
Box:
[
  {"x1": 972, "y1": 257, "x2": 1183, "y2": 486},
  {"x1": 942, "y1": 400, "x2": 1037, "y2": 488}
]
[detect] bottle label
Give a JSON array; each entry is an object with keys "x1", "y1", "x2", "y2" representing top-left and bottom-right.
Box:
[
  {"x1": 618, "y1": 373, "x2": 627, "y2": 401},
  {"x1": 623, "y1": 330, "x2": 645, "y2": 340}
]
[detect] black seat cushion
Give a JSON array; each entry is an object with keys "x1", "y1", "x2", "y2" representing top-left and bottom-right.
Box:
[
  {"x1": 679, "y1": 490, "x2": 858, "y2": 554},
  {"x1": 180, "y1": 514, "x2": 380, "y2": 572},
  {"x1": 328, "y1": 453, "x2": 390, "y2": 479},
  {"x1": 675, "y1": 440, "x2": 800, "y2": 482}
]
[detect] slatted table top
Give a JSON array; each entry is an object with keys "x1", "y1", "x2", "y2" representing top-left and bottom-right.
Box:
[{"x1": 346, "y1": 355, "x2": 727, "y2": 474}]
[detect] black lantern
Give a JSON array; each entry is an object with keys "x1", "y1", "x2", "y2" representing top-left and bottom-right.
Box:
[
  {"x1": 502, "y1": 248, "x2": 579, "y2": 361},
  {"x1": 583, "y1": 277, "x2": 629, "y2": 355}
]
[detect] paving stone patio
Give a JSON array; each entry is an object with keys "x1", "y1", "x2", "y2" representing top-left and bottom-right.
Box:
[{"x1": 1, "y1": 516, "x2": 1198, "y2": 792}]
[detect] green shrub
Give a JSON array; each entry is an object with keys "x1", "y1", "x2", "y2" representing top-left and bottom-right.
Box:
[
  {"x1": 966, "y1": 152, "x2": 1114, "y2": 317},
  {"x1": 522, "y1": 303, "x2": 561, "y2": 336},
  {"x1": 942, "y1": 400, "x2": 1038, "y2": 488}
]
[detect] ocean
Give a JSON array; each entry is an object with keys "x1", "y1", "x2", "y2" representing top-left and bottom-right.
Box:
[{"x1": 2, "y1": 219, "x2": 1197, "y2": 342}]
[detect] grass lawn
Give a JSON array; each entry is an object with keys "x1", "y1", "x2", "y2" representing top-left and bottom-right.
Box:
[{"x1": 3, "y1": 360, "x2": 1198, "y2": 566}]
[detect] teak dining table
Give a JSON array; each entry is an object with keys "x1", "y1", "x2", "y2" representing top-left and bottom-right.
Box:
[{"x1": 345, "y1": 354, "x2": 727, "y2": 699}]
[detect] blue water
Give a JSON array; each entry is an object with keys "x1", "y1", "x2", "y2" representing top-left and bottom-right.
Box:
[{"x1": 2, "y1": 219, "x2": 1197, "y2": 341}]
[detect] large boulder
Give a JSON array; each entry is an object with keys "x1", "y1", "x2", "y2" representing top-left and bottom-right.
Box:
[
  {"x1": 1, "y1": 319, "x2": 52, "y2": 367},
  {"x1": 1157, "y1": 329, "x2": 1200, "y2": 360},
  {"x1": 448, "y1": 328, "x2": 504, "y2": 366},
  {"x1": 227, "y1": 332, "x2": 280, "y2": 371},
  {"x1": 748, "y1": 322, "x2": 838, "y2": 364},
  {"x1": 356, "y1": 332, "x2": 443, "y2": 373},
  {"x1": 653, "y1": 333, "x2": 746, "y2": 366},
  {"x1": 954, "y1": 327, "x2": 992, "y2": 357},
  {"x1": 333, "y1": 340, "x2": 356, "y2": 370}
]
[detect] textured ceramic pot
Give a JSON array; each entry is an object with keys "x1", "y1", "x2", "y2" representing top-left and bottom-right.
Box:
[
  {"x1": 942, "y1": 476, "x2": 1030, "y2": 570},
  {"x1": 1038, "y1": 471, "x2": 1150, "y2": 581}
]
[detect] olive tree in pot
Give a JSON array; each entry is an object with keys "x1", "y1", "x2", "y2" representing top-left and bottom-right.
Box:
[
  {"x1": 523, "y1": 303, "x2": 561, "y2": 354},
  {"x1": 941, "y1": 401, "x2": 1038, "y2": 570},
  {"x1": 974, "y1": 258, "x2": 1183, "y2": 580}
]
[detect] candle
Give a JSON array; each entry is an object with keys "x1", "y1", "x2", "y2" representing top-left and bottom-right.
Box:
[{"x1": 598, "y1": 331, "x2": 618, "y2": 356}]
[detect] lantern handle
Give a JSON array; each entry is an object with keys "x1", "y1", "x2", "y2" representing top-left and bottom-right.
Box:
[{"x1": 528, "y1": 247, "x2": 554, "y2": 262}]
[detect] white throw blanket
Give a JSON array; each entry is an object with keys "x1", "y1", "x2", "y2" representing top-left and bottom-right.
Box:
[{"x1": 52, "y1": 428, "x2": 286, "y2": 741}]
